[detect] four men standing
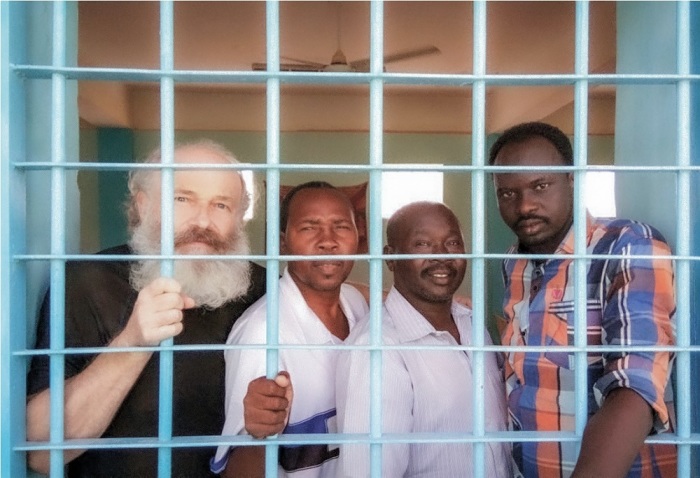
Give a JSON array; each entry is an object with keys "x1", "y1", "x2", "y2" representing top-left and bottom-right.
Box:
[{"x1": 26, "y1": 125, "x2": 678, "y2": 477}]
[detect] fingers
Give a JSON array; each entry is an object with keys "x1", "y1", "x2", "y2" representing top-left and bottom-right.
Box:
[
  {"x1": 121, "y1": 277, "x2": 192, "y2": 346},
  {"x1": 274, "y1": 371, "x2": 290, "y2": 388},
  {"x1": 244, "y1": 374, "x2": 293, "y2": 438}
]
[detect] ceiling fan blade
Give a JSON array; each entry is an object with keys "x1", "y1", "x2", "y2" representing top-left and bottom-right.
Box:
[
  {"x1": 252, "y1": 62, "x2": 324, "y2": 72},
  {"x1": 384, "y1": 45, "x2": 441, "y2": 64},
  {"x1": 350, "y1": 45, "x2": 441, "y2": 71},
  {"x1": 280, "y1": 55, "x2": 327, "y2": 69}
]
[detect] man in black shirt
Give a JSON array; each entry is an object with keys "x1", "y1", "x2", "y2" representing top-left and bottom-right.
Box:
[{"x1": 26, "y1": 140, "x2": 266, "y2": 477}]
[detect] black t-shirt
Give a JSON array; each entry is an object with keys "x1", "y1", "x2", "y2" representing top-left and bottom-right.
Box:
[{"x1": 27, "y1": 244, "x2": 267, "y2": 478}]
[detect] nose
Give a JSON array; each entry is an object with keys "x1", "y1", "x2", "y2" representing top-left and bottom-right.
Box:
[
  {"x1": 192, "y1": 203, "x2": 211, "y2": 229},
  {"x1": 429, "y1": 241, "x2": 452, "y2": 263},
  {"x1": 517, "y1": 190, "x2": 539, "y2": 216},
  {"x1": 317, "y1": 227, "x2": 339, "y2": 252}
]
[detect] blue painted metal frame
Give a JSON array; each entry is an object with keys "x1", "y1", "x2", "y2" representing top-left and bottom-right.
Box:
[
  {"x1": 2, "y1": 3, "x2": 30, "y2": 477},
  {"x1": 689, "y1": 2, "x2": 700, "y2": 473},
  {"x1": 1, "y1": 1, "x2": 699, "y2": 477}
]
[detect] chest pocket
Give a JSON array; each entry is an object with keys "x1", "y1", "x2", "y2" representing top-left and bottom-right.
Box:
[{"x1": 543, "y1": 299, "x2": 604, "y2": 370}]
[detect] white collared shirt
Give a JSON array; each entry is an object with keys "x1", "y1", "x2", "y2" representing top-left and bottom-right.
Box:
[
  {"x1": 212, "y1": 268, "x2": 369, "y2": 477},
  {"x1": 335, "y1": 287, "x2": 512, "y2": 478}
]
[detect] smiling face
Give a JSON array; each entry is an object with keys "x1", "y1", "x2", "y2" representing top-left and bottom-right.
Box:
[
  {"x1": 136, "y1": 144, "x2": 245, "y2": 255},
  {"x1": 386, "y1": 203, "x2": 466, "y2": 305},
  {"x1": 493, "y1": 135, "x2": 574, "y2": 255},
  {"x1": 281, "y1": 187, "x2": 358, "y2": 294}
]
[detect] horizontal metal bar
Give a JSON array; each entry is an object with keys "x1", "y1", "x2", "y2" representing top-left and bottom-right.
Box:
[
  {"x1": 12, "y1": 253, "x2": 700, "y2": 262},
  {"x1": 17, "y1": 430, "x2": 695, "y2": 452},
  {"x1": 13, "y1": 161, "x2": 700, "y2": 173},
  {"x1": 11, "y1": 64, "x2": 700, "y2": 86},
  {"x1": 16, "y1": 343, "x2": 695, "y2": 357}
]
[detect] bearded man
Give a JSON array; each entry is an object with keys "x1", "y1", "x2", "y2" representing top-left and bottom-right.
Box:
[{"x1": 25, "y1": 140, "x2": 266, "y2": 478}]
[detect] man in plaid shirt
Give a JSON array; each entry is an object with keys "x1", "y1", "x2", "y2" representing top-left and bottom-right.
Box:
[{"x1": 490, "y1": 122, "x2": 677, "y2": 477}]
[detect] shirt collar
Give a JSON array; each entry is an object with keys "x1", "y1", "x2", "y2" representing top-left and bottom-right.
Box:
[
  {"x1": 384, "y1": 286, "x2": 473, "y2": 344},
  {"x1": 280, "y1": 267, "x2": 357, "y2": 344}
]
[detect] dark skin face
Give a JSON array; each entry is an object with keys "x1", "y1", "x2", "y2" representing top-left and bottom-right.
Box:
[
  {"x1": 281, "y1": 188, "x2": 358, "y2": 297},
  {"x1": 386, "y1": 203, "x2": 467, "y2": 311},
  {"x1": 492, "y1": 136, "x2": 574, "y2": 255}
]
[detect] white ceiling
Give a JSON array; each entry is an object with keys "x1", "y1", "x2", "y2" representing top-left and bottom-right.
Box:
[{"x1": 78, "y1": 1, "x2": 617, "y2": 134}]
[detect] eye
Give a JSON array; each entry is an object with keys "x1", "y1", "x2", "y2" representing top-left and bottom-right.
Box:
[
  {"x1": 214, "y1": 202, "x2": 230, "y2": 211},
  {"x1": 498, "y1": 190, "x2": 515, "y2": 200},
  {"x1": 534, "y1": 182, "x2": 550, "y2": 191},
  {"x1": 174, "y1": 195, "x2": 189, "y2": 203}
]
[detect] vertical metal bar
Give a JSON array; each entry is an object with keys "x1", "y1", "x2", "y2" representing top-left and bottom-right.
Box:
[
  {"x1": 673, "y1": 3, "x2": 691, "y2": 476},
  {"x1": 470, "y1": 1, "x2": 487, "y2": 477},
  {"x1": 572, "y1": 1, "x2": 590, "y2": 452},
  {"x1": 157, "y1": 1, "x2": 175, "y2": 476},
  {"x1": 368, "y1": 1, "x2": 384, "y2": 476},
  {"x1": 49, "y1": 3, "x2": 68, "y2": 476},
  {"x1": 3, "y1": 2, "x2": 29, "y2": 477},
  {"x1": 264, "y1": 1, "x2": 281, "y2": 476}
]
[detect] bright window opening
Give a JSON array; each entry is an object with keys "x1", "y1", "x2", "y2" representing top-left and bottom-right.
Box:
[
  {"x1": 585, "y1": 171, "x2": 616, "y2": 217},
  {"x1": 242, "y1": 169, "x2": 254, "y2": 221},
  {"x1": 381, "y1": 167, "x2": 444, "y2": 219}
]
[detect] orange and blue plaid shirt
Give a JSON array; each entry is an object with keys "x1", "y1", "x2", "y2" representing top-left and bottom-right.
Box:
[{"x1": 501, "y1": 214, "x2": 677, "y2": 477}]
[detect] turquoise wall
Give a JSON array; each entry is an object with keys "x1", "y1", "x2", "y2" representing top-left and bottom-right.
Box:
[{"x1": 616, "y1": 1, "x2": 699, "y2": 469}]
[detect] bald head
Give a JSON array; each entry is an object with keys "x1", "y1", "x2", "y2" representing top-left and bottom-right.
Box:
[
  {"x1": 386, "y1": 201, "x2": 460, "y2": 250},
  {"x1": 385, "y1": 201, "x2": 466, "y2": 306}
]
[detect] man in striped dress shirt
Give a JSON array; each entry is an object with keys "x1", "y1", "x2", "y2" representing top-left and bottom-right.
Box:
[
  {"x1": 335, "y1": 202, "x2": 512, "y2": 477},
  {"x1": 490, "y1": 122, "x2": 677, "y2": 477}
]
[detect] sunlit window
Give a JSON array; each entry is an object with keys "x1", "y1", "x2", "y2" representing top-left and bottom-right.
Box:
[
  {"x1": 381, "y1": 167, "x2": 444, "y2": 218},
  {"x1": 242, "y1": 169, "x2": 255, "y2": 220},
  {"x1": 584, "y1": 171, "x2": 616, "y2": 217}
]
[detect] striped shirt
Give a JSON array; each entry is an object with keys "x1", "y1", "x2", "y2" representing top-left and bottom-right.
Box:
[
  {"x1": 336, "y1": 287, "x2": 512, "y2": 478},
  {"x1": 501, "y1": 214, "x2": 677, "y2": 477}
]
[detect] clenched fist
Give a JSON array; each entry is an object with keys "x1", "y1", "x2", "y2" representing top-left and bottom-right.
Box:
[
  {"x1": 244, "y1": 371, "x2": 294, "y2": 439},
  {"x1": 119, "y1": 277, "x2": 196, "y2": 347}
]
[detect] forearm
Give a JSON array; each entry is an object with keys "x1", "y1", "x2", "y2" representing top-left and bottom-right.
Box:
[
  {"x1": 222, "y1": 446, "x2": 265, "y2": 478},
  {"x1": 572, "y1": 388, "x2": 653, "y2": 478},
  {"x1": 26, "y1": 335, "x2": 152, "y2": 472}
]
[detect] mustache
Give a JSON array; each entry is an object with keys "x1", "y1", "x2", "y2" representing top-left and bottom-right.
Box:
[
  {"x1": 515, "y1": 215, "x2": 549, "y2": 227},
  {"x1": 174, "y1": 226, "x2": 233, "y2": 252}
]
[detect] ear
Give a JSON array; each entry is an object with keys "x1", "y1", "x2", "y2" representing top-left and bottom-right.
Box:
[
  {"x1": 280, "y1": 231, "x2": 288, "y2": 255},
  {"x1": 567, "y1": 172, "x2": 574, "y2": 187},
  {"x1": 135, "y1": 191, "x2": 150, "y2": 220},
  {"x1": 384, "y1": 244, "x2": 395, "y2": 271}
]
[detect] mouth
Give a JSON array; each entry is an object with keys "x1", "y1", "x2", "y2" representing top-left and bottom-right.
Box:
[
  {"x1": 424, "y1": 267, "x2": 456, "y2": 284},
  {"x1": 176, "y1": 241, "x2": 214, "y2": 254},
  {"x1": 515, "y1": 217, "x2": 547, "y2": 236},
  {"x1": 313, "y1": 260, "x2": 345, "y2": 273}
]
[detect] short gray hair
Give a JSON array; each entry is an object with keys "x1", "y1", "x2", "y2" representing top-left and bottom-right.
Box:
[{"x1": 126, "y1": 139, "x2": 251, "y2": 231}]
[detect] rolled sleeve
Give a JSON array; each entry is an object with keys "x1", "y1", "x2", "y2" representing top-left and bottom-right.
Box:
[{"x1": 594, "y1": 235, "x2": 675, "y2": 433}]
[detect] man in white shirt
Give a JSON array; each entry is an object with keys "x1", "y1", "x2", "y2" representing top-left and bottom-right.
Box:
[
  {"x1": 212, "y1": 181, "x2": 368, "y2": 477},
  {"x1": 335, "y1": 201, "x2": 512, "y2": 478}
]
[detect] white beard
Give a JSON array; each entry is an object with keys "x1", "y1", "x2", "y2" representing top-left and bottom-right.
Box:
[{"x1": 128, "y1": 218, "x2": 253, "y2": 309}]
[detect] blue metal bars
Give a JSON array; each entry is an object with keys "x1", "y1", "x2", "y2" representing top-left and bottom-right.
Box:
[{"x1": 2, "y1": 1, "x2": 698, "y2": 477}]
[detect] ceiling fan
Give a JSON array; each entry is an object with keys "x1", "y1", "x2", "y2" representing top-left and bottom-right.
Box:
[
  {"x1": 252, "y1": 3, "x2": 440, "y2": 73},
  {"x1": 252, "y1": 44, "x2": 441, "y2": 73}
]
